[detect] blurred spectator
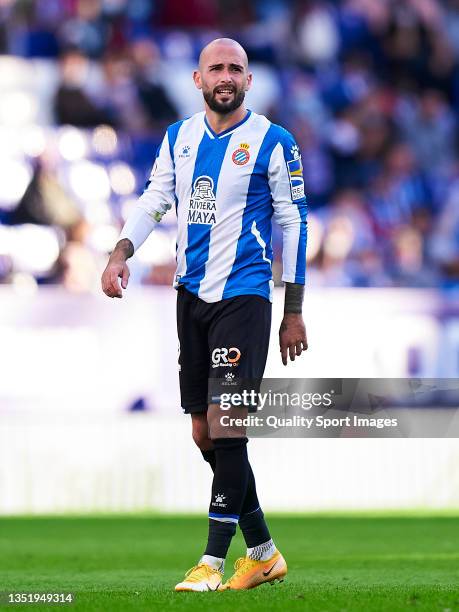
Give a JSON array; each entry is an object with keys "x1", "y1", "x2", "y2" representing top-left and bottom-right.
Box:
[
  {"x1": 55, "y1": 48, "x2": 114, "y2": 127},
  {"x1": 369, "y1": 144, "x2": 432, "y2": 237},
  {"x1": 397, "y1": 89, "x2": 457, "y2": 177},
  {"x1": 96, "y1": 45, "x2": 178, "y2": 134},
  {"x1": 294, "y1": 2, "x2": 340, "y2": 65},
  {"x1": 100, "y1": 50, "x2": 148, "y2": 133},
  {"x1": 430, "y1": 181, "x2": 459, "y2": 282},
  {"x1": 7, "y1": 157, "x2": 81, "y2": 229},
  {"x1": 388, "y1": 224, "x2": 438, "y2": 287},
  {"x1": 130, "y1": 38, "x2": 179, "y2": 130},
  {"x1": 318, "y1": 189, "x2": 387, "y2": 287},
  {"x1": 59, "y1": 0, "x2": 108, "y2": 58},
  {"x1": 59, "y1": 220, "x2": 103, "y2": 292},
  {"x1": 158, "y1": 0, "x2": 219, "y2": 28}
]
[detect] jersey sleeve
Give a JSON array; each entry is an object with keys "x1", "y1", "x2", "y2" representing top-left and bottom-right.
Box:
[
  {"x1": 268, "y1": 129, "x2": 308, "y2": 284},
  {"x1": 118, "y1": 131, "x2": 176, "y2": 252}
]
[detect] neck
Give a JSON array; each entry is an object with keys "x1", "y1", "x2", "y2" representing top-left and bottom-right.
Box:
[{"x1": 205, "y1": 105, "x2": 248, "y2": 135}]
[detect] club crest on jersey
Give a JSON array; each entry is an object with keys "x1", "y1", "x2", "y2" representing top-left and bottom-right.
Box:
[
  {"x1": 287, "y1": 156, "x2": 305, "y2": 201},
  {"x1": 232, "y1": 143, "x2": 250, "y2": 166},
  {"x1": 188, "y1": 175, "x2": 217, "y2": 225}
]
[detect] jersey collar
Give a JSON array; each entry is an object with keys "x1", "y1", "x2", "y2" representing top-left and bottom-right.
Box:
[{"x1": 204, "y1": 110, "x2": 252, "y2": 140}]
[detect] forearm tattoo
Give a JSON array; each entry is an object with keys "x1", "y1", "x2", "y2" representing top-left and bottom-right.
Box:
[
  {"x1": 284, "y1": 282, "x2": 304, "y2": 314},
  {"x1": 113, "y1": 238, "x2": 134, "y2": 260}
]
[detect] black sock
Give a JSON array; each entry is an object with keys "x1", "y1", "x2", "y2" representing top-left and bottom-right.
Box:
[
  {"x1": 239, "y1": 462, "x2": 271, "y2": 547},
  {"x1": 201, "y1": 449, "x2": 216, "y2": 471},
  {"x1": 204, "y1": 437, "x2": 249, "y2": 559},
  {"x1": 200, "y1": 446, "x2": 271, "y2": 548}
]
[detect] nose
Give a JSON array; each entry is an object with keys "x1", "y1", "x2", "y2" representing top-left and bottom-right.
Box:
[{"x1": 219, "y1": 68, "x2": 233, "y2": 83}]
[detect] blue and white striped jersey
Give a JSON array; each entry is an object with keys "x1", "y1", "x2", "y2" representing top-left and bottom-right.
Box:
[{"x1": 120, "y1": 110, "x2": 308, "y2": 303}]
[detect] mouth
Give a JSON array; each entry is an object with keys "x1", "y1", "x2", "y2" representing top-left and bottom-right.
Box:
[{"x1": 215, "y1": 87, "x2": 234, "y2": 97}]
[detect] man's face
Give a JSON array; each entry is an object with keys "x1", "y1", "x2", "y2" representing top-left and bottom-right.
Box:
[{"x1": 194, "y1": 45, "x2": 252, "y2": 115}]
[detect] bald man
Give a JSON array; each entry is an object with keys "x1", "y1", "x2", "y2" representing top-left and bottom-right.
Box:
[{"x1": 102, "y1": 38, "x2": 308, "y2": 591}]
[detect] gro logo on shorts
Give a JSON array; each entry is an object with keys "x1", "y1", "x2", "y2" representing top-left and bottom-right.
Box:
[{"x1": 211, "y1": 347, "x2": 241, "y2": 368}]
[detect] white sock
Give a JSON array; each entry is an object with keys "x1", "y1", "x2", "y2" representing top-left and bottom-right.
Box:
[
  {"x1": 247, "y1": 538, "x2": 276, "y2": 561},
  {"x1": 200, "y1": 554, "x2": 225, "y2": 573}
]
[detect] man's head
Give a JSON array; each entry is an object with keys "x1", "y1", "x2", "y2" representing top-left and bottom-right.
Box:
[{"x1": 193, "y1": 38, "x2": 252, "y2": 115}]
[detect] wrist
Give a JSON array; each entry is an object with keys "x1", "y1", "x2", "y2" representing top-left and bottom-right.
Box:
[
  {"x1": 109, "y1": 250, "x2": 127, "y2": 264},
  {"x1": 284, "y1": 282, "x2": 304, "y2": 314},
  {"x1": 110, "y1": 239, "x2": 134, "y2": 263}
]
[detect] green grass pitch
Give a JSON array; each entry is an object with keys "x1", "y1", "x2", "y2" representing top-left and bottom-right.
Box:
[{"x1": 1, "y1": 514, "x2": 459, "y2": 611}]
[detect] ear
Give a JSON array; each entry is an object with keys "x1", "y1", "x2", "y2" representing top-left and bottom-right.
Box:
[
  {"x1": 193, "y1": 70, "x2": 202, "y2": 90},
  {"x1": 245, "y1": 71, "x2": 253, "y2": 92}
]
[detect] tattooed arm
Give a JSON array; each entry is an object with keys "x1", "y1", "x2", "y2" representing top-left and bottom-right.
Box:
[{"x1": 101, "y1": 239, "x2": 134, "y2": 298}]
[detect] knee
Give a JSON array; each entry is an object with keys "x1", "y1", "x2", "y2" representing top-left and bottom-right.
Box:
[
  {"x1": 192, "y1": 429, "x2": 211, "y2": 449},
  {"x1": 208, "y1": 404, "x2": 248, "y2": 441},
  {"x1": 191, "y1": 418, "x2": 212, "y2": 450}
]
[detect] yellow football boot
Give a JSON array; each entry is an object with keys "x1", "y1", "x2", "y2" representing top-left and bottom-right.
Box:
[
  {"x1": 222, "y1": 550, "x2": 287, "y2": 590},
  {"x1": 175, "y1": 563, "x2": 224, "y2": 592}
]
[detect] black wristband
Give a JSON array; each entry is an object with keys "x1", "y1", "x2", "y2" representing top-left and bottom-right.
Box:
[{"x1": 284, "y1": 282, "x2": 304, "y2": 314}]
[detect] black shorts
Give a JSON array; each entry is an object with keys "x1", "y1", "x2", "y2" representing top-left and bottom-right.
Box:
[{"x1": 177, "y1": 287, "x2": 272, "y2": 414}]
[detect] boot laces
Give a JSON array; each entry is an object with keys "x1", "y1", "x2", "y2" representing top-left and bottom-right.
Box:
[
  {"x1": 184, "y1": 563, "x2": 213, "y2": 582},
  {"x1": 231, "y1": 557, "x2": 256, "y2": 579}
]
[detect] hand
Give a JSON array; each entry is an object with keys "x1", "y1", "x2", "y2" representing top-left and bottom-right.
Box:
[
  {"x1": 279, "y1": 313, "x2": 308, "y2": 366},
  {"x1": 101, "y1": 257, "x2": 130, "y2": 298}
]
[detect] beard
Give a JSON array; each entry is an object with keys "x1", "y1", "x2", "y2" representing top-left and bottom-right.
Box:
[{"x1": 203, "y1": 85, "x2": 246, "y2": 114}]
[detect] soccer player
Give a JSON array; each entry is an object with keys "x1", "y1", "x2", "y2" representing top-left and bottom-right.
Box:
[{"x1": 101, "y1": 38, "x2": 308, "y2": 592}]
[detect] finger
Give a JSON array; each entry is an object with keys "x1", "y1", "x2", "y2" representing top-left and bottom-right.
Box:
[
  {"x1": 101, "y1": 272, "x2": 110, "y2": 294},
  {"x1": 296, "y1": 341, "x2": 302, "y2": 356},
  {"x1": 103, "y1": 284, "x2": 117, "y2": 298},
  {"x1": 109, "y1": 273, "x2": 122, "y2": 297},
  {"x1": 302, "y1": 339, "x2": 308, "y2": 351},
  {"x1": 280, "y1": 345, "x2": 288, "y2": 366},
  {"x1": 289, "y1": 344, "x2": 296, "y2": 362},
  {"x1": 121, "y1": 265, "x2": 129, "y2": 290},
  {"x1": 102, "y1": 279, "x2": 113, "y2": 298}
]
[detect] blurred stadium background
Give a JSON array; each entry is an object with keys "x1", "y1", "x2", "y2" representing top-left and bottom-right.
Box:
[{"x1": 1, "y1": 0, "x2": 459, "y2": 515}]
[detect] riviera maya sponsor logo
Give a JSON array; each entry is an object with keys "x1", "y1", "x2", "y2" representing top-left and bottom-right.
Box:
[
  {"x1": 188, "y1": 175, "x2": 216, "y2": 225},
  {"x1": 212, "y1": 347, "x2": 241, "y2": 368},
  {"x1": 232, "y1": 142, "x2": 250, "y2": 165},
  {"x1": 212, "y1": 493, "x2": 227, "y2": 508}
]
